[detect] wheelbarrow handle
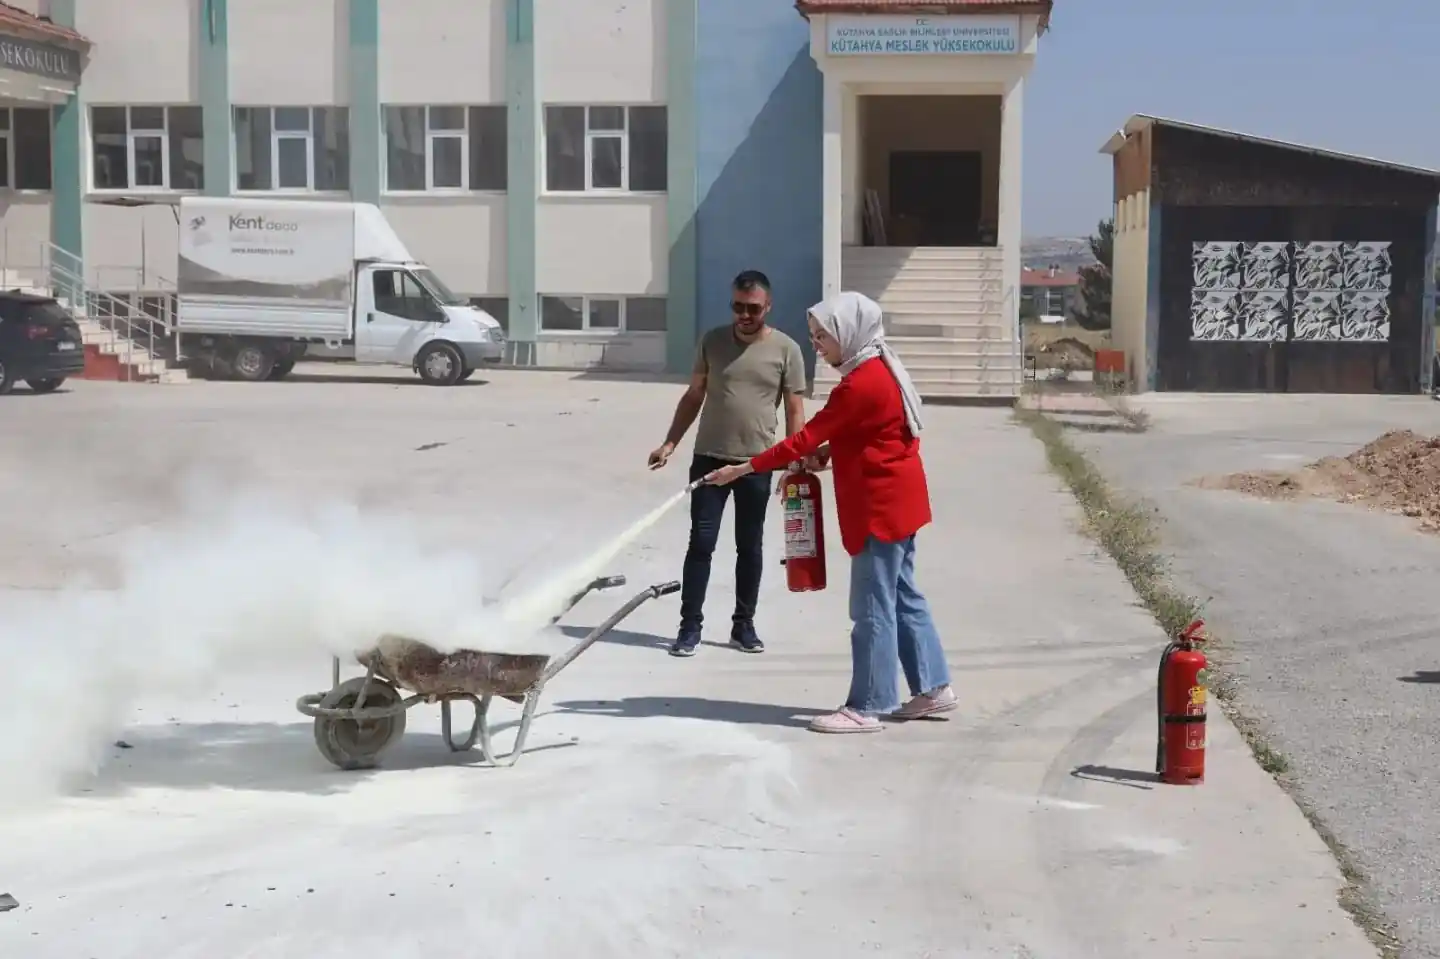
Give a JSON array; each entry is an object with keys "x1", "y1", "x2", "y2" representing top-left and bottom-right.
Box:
[
  {"x1": 547, "y1": 573, "x2": 630, "y2": 625},
  {"x1": 541, "y1": 581, "x2": 680, "y2": 683}
]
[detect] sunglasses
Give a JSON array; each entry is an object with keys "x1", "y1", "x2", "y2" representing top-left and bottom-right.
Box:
[{"x1": 731, "y1": 301, "x2": 766, "y2": 318}]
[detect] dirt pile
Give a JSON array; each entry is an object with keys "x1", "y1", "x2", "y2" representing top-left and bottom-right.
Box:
[
  {"x1": 1200, "y1": 430, "x2": 1440, "y2": 530},
  {"x1": 1027, "y1": 336, "x2": 1096, "y2": 371}
]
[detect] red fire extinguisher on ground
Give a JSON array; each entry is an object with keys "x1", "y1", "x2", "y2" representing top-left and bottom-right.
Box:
[
  {"x1": 779, "y1": 464, "x2": 826, "y2": 591},
  {"x1": 1156, "y1": 619, "x2": 1209, "y2": 785}
]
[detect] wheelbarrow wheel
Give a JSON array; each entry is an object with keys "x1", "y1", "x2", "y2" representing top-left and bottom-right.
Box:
[{"x1": 313, "y1": 677, "x2": 407, "y2": 771}]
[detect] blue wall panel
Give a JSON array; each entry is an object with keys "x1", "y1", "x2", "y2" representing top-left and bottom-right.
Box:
[{"x1": 694, "y1": 0, "x2": 822, "y2": 366}]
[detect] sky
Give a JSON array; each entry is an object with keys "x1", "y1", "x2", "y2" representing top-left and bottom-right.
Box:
[{"x1": 1023, "y1": 0, "x2": 1440, "y2": 237}]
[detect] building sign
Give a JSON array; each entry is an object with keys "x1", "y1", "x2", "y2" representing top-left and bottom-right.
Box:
[
  {"x1": 826, "y1": 15, "x2": 1021, "y2": 56},
  {"x1": 0, "y1": 33, "x2": 80, "y2": 83}
]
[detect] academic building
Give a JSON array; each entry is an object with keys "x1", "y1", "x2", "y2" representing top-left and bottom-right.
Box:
[{"x1": 0, "y1": 0, "x2": 1049, "y2": 394}]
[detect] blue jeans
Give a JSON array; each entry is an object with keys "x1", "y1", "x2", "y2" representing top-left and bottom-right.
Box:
[
  {"x1": 679, "y1": 454, "x2": 773, "y2": 631},
  {"x1": 846, "y1": 535, "x2": 952, "y2": 714}
]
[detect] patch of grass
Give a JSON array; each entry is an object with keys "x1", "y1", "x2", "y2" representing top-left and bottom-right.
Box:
[
  {"x1": 1018, "y1": 409, "x2": 1193, "y2": 633},
  {"x1": 1016, "y1": 408, "x2": 1401, "y2": 958}
]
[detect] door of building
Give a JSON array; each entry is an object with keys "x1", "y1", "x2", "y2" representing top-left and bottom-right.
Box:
[{"x1": 889, "y1": 151, "x2": 982, "y2": 246}]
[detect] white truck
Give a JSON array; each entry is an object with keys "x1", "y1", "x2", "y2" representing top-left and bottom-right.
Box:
[{"x1": 175, "y1": 197, "x2": 504, "y2": 384}]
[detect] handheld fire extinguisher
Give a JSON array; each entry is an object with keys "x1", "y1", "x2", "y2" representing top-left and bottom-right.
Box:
[
  {"x1": 778, "y1": 464, "x2": 827, "y2": 591},
  {"x1": 1156, "y1": 619, "x2": 1209, "y2": 785}
]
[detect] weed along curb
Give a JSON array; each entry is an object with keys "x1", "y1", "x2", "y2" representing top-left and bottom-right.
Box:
[{"x1": 1015, "y1": 408, "x2": 1403, "y2": 958}]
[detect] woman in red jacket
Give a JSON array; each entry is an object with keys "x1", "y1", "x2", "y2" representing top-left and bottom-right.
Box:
[{"x1": 704, "y1": 291, "x2": 955, "y2": 734}]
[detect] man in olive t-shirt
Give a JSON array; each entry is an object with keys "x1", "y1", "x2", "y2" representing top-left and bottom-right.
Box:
[{"x1": 647, "y1": 270, "x2": 806, "y2": 657}]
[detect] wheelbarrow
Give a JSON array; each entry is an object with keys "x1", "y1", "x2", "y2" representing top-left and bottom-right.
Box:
[{"x1": 296, "y1": 574, "x2": 679, "y2": 770}]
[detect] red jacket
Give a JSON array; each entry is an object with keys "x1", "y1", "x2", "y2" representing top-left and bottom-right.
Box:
[{"x1": 750, "y1": 357, "x2": 932, "y2": 556}]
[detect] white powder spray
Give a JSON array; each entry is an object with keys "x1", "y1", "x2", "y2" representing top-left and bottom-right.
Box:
[
  {"x1": 0, "y1": 482, "x2": 692, "y2": 806},
  {"x1": 498, "y1": 488, "x2": 689, "y2": 634}
]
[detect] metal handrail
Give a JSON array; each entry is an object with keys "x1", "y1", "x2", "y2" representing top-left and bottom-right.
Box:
[{"x1": 43, "y1": 242, "x2": 169, "y2": 382}]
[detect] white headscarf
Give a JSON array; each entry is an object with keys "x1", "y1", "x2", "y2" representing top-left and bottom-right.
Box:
[{"x1": 810, "y1": 291, "x2": 923, "y2": 436}]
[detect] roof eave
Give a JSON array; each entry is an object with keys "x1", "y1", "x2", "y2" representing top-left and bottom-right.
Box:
[
  {"x1": 794, "y1": 1, "x2": 1053, "y2": 32},
  {"x1": 0, "y1": 8, "x2": 91, "y2": 49},
  {"x1": 1105, "y1": 114, "x2": 1440, "y2": 182}
]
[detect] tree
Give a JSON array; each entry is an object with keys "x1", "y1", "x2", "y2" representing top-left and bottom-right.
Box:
[{"x1": 1074, "y1": 217, "x2": 1113, "y2": 331}]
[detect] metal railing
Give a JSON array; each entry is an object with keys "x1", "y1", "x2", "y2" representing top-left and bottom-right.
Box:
[{"x1": 41, "y1": 243, "x2": 178, "y2": 382}]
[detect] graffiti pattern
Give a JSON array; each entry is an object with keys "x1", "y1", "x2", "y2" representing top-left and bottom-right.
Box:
[
  {"x1": 1192, "y1": 242, "x2": 1242, "y2": 291},
  {"x1": 1293, "y1": 241, "x2": 1391, "y2": 342},
  {"x1": 1191, "y1": 289, "x2": 1240, "y2": 341},
  {"x1": 1190, "y1": 241, "x2": 1287, "y2": 341},
  {"x1": 1242, "y1": 242, "x2": 1291, "y2": 290},
  {"x1": 1292, "y1": 290, "x2": 1343, "y2": 341},
  {"x1": 1192, "y1": 240, "x2": 1393, "y2": 343},
  {"x1": 1239, "y1": 290, "x2": 1289, "y2": 342},
  {"x1": 1340, "y1": 290, "x2": 1391, "y2": 341}
]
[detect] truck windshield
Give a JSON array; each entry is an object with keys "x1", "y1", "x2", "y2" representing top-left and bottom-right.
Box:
[{"x1": 413, "y1": 269, "x2": 465, "y2": 306}]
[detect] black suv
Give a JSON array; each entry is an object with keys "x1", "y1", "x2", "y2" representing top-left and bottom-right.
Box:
[{"x1": 0, "y1": 291, "x2": 85, "y2": 394}]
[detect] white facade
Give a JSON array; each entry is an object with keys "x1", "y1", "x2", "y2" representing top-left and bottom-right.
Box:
[
  {"x1": 0, "y1": 0, "x2": 673, "y2": 370},
  {"x1": 809, "y1": 12, "x2": 1040, "y2": 337},
  {"x1": 531, "y1": 0, "x2": 669, "y2": 367}
]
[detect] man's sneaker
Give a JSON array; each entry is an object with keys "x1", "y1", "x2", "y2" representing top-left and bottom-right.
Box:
[
  {"x1": 670, "y1": 628, "x2": 701, "y2": 658},
  {"x1": 730, "y1": 622, "x2": 765, "y2": 654}
]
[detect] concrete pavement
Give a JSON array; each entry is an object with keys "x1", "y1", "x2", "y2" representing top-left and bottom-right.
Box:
[
  {"x1": 1077, "y1": 393, "x2": 1440, "y2": 959},
  {"x1": 0, "y1": 371, "x2": 1375, "y2": 958}
]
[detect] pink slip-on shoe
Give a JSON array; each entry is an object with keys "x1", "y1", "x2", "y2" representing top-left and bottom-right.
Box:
[
  {"x1": 890, "y1": 686, "x2": 958, "y2": 721},
  {"x1": 808, "y1": 707, "x2": 883, "y2": 734}
]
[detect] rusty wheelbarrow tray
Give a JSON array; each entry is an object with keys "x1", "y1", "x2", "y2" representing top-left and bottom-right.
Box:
[{"x1": 295, "y1": 575, "x2": 679, "y2": 770}]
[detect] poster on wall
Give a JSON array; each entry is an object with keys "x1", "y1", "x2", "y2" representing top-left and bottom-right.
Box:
[
  {"x1": 1190, "y1": 240, "x2": 1391, "y2": 343},
  {"x1": 1190, "y1": 241, "x2": 1287, "y2": 342},
  {"x1": 1292, "y1": 241, "x2": 1391, "y2": 342}
]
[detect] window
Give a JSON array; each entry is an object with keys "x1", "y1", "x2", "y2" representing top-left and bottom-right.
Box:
[
  {"x1": 469, "y1": 296, "x2": 508, "y2": 332},
  {"x1": 625, "y1": 296, "x2": 668, "y2": 332},
  {"x1": 90, "y1": 106, "x2": 203, "y2": 192},
  {"x1": 0, "y1": 107, "x2": 53, "y2": 190},
  {"x1": 384, "y1": 105, "x2": 506, "y2": 192},
  {"x1": 234, "y1": 106, "x2": 349, "y2": 192},
  {"x1": 544, "y1": 105, "x2": 666, "y2": 193},
  {"x1": 538, "y1": 295, "x2": 667, "y2": 332},
  {"x1": 372, "y1": 269, "x2": 441, "y2": 321}
]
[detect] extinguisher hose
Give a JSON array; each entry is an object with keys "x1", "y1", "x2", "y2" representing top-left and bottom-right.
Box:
[{"x1": 1155, "y1": 642, "x2": 1177, "y2": 775}]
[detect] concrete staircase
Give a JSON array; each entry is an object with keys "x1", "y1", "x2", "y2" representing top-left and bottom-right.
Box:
[
  {"x1": 813, "y1": 247, "x2": 1021, "y2": 401},
  {"x1": 29, "y1": 245, "x2": 188, "y2": 384},
  {"x1": 74, "y1": 312, "x2": 188, "y2": 383}
]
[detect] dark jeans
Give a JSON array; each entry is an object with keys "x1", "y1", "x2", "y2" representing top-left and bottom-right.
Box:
[{"x1": 680, "y1": 454, "x2": 773, "y2": 632}]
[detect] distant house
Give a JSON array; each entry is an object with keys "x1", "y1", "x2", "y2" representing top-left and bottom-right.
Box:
[{"x1": 1021, "y1": 266, "x2": 1081, "y2": 321}]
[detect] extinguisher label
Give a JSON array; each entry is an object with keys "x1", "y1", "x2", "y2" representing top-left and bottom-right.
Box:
[
  {"x1": 1186, "y1": 683, "x2": 1206, "y2": 750},
  {"x1": 784, "y1": 498, "x2": 817, "y2": 558}
]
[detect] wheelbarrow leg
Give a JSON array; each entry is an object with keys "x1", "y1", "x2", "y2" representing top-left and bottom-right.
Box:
[
  {"x1": 440, "y1": 695, "x2": 484, "y2": 752},
  {"x1": 474, "y1": 692, "x2": 542, "y2": 767},
  {"x1": 476, "y1": 695, "x2": 499, "y2": 764},
  {"x1": 503, "y1": 692, "x2": 544, "y2": 767}
]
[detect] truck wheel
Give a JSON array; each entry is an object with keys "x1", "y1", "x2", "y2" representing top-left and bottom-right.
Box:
[
  {"x1": 26, "y1": 378, "x2": 64, "y2": 394},
  {"x1": 267, "y1": 360, "x2": 296, "y2": 381},
  {"x1": 416, "y1": 342, "x2": 464, "y2": 386},
  {"x1": 0, "y1": 360, "x2": 13, "y2": 395},
  {"x1": 231, "y1": 344, "x2": 275, "y2": 382}
]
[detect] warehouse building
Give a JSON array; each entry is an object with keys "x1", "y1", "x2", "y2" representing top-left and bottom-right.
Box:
[
  {"x1": 1103, "y1": 115, "x2": 1440, "y2": 393},
  {"x1": 0, "y1": 0, "x2": 1048, "y2": 389}
]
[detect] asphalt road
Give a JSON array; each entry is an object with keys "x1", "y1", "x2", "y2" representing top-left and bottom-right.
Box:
[{"x1": 1076, "y1": 393, "x2": 1440, "y2": 959}]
